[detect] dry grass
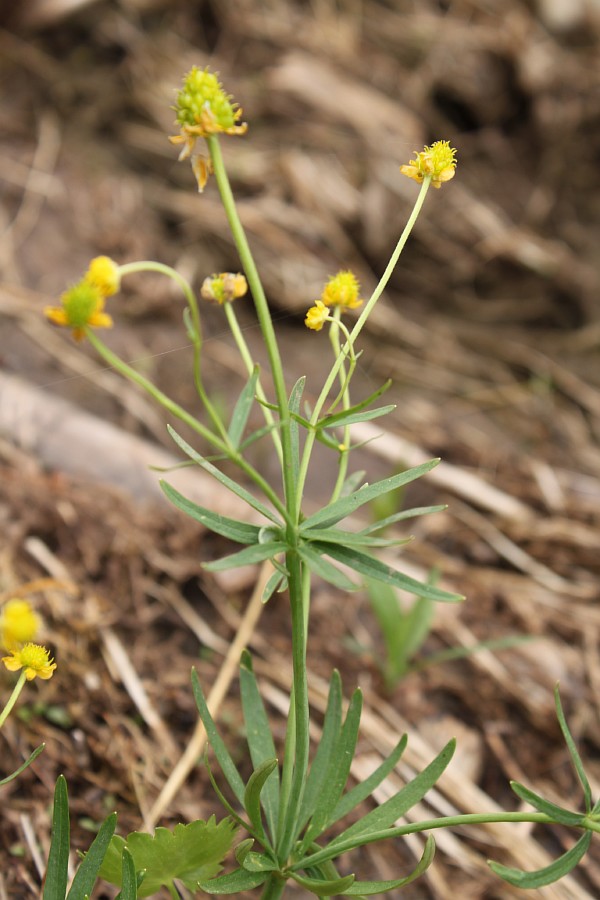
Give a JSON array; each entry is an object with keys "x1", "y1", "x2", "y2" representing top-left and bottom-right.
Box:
[{"x1": 1, "y1": 0, "x2": 599, "y2": 896}]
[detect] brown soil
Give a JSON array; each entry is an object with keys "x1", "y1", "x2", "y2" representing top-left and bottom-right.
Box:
[{"x1": 1, "y1": 1, "x2": 599, "y2": 898}]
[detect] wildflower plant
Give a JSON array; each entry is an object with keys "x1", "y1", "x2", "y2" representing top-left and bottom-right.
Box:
[{"x1": 39, "y1": 67, "x2": 600, "y2": 897}]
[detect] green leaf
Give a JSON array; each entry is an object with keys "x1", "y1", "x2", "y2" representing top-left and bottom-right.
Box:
[
  {"x1": 300, "y1": 460, "x2": 440, "y2": 531},
  {"x1": 298, "y1": 671, "x2": 343, "y2": 834},
  {"x1": 0, "y1": 743, "x2": 45, "y2": 786},
  {"x1": 366, "y1": 579, "x2": 433, "y2": 686},
  {"x1": 554, "y1": 684, "x2": 592, "y2": 812},
  {"x1": 43, "y1": 775, "x2": 70, "y2": 900},
  {"x1": 312, "y1": 543, "x2": 463, "y2": 603},
  {"x1": 240, "y1": 652, "x2": 279, "y2": 840},
  {"x1": 327, "y1": 739, "x2": 456, "y2": 850},
  {"x1": 291, "y1": 871, "x2": 355, "y2": 896},
  {"x1": 262, "y1": 569, "x2": 285, "y2": 603},
  {"x1": 302, "y1": 689, "x2": 363, "y2": 847},
  {"x1": 510, "y1": 781, "x2": 584, "y2": 826},
  {"x1": 118, "y1": 847, "x2": 138, "y2": 900},
  {"x1": 340, "y1": 470, "x2": 366, "y2": 497},
  {"x1": 488, "y1": 831, "x2": 592, "y2": 888},
  {"x1": 318, "y1": 381, "x2": 392, "y2": 428},
  {"x1": 167, "y1": 425, "x2": 281, "y2": 525},
  {"x1": 317, "y1": 405, "x2": 396, "y2": 430},
  {"x1": 329, "y1": 735, "x2": 408, "y2": 827},
  {"x1": 244, "y1": 759, "x2": 279, "y2": 846},
  {"x1": 67, "y1": 812, "x2": 118, "y2": 900},
  {"x1": 358, "y1": 506, "x2": 447, "y2": 535},
  {"x1": 288, "y1": 376, "x2": 306, "y2": 487},
  {"x1": 199, "y1": 867, "x2": 268, "y2": 894},
  {"x1": 203, "y1": 541, "x2": 287, "y2": 572},
  {"x1": 228, "y1": 365, "x2": 259, "y2": 449},
  {"x1": 98, "y1": 818, "x2": 237, "y2": 897},
  {"x1": 241, "y1": 852, "x2": 280, "y2": 873},
  {"x1": 233, "y1": 838, "x2": 254, "y2": 866},
  {"x1": 160, "y1": 481, "x2": 261, "y2": 545},
  {"x1": 341, "y1": 833, "x2": 435, "y2": 894},
  {"x1": 298, "y1": 543, "x2": 359, "y2": 592},
  {"x1": 191, "y1": 669, "x2": 246, "y2": 806},
  {"x1": 303, "y1": 527, "x2": 412, "y2": 549}
]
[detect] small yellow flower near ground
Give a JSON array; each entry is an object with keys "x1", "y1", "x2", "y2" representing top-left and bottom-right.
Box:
[
  {"x1": 169, "y1": 67, "x2": 247, "y2": 189},
  {"x1": 85, "y1": 256, "x2": 121, "y2": 297},
  {"x1": 0, "y1": 599, "x2": 40, "y2": 651},
  {"x1": 321, "y1": 271, "x2": 363, "y2": 310},
  {"x1": 400, "y1": 141, "x2": 457, "y2": 189},
  {"x1": 305, "y1": 300, "x2": 330, "y2": 332},
  {"x1": 2, "y1": 643, "x2": 56, "y2": 681},
  {"x1": 45, "y1": 280, "x2": 113, "y2": 341},
  {"x1": 201, "y1": 272, "x2": 248, "y2": 305}
]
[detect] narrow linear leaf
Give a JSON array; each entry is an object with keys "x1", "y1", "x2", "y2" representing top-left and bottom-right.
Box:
[
  {"x1": 299, "y1": 544, "x2": 359, "y2": 592},
  {"x1": 300, "y1": 460, "x2": 440, "y2": 531},
  {"x1": 118, "y1": 847, "x2": 138, "y2": 900},
  {"x1": 302, "y1": 689, "x2": 363, "y2": 847},
  {"x1": 167, "y1": 425, "x2": 281, "y2": 524},
  {"x1": 303, "y1": 527, "x2": 412, "y2": 549},
  {"x1": 329, "y1": 735, "x2": 408, "y2": 827},
  {"x1": 488, "y1": 831, "x2": 592, "y2": 889},
  {"x1": 314, "y1": 543, "x2": 463, "y2": 603},
  {"x1": 317, "y1": 404, "x2": 396, "y2": 431},
  {"x1": 199, "y1": 867, "x2": 268, "y2": 894},
  {"x1": 262, "y1": 569, "x2": 284, "y2": 603},
  {"x1": 358, "y1": 506, "x2": 447, "y2": 535},
  {"x1": 291, "y1": 871, "x2": 355, "y2": 896},
  {"x1": 203, "y1": 541, "x2": 287, "y2": 572},
  {"x1": 298, "y1": 671, "x2": 343, "y2": 835},
  {"x1": 319, "y1": 380, "x2": 392, "y2": 427},
  {"x1": 244, "y1": 759, "x2": 278, "y2": 844},
  {"x1": 328, "y1": 739, "x2": 456, "y2": 849},
  {"x1": 205, "y1": 753, "x2": 255, "y2": 835},
  {"x1": 161, "y1": 481, "x2": 261, "y2": 545},
  {"x1": 228, "y1": 365, "x2": 259, "y2": 449},
  {"x1": 0, "y1": 743, "x2": 45, "y2": 786},
  {"x1": 234, "y1": 839, "x2": 254, "y2": 866},
  {"x1": 288, "y1": 376, "x2": 306, "y2": 488},
  {"x1": 67, "y1": 812, "x2": 118, "y2": 900},
  {"x1": 43, "y1": 775, "x2": 70, "y2": 900},
  {"x1": 341, "y1": 470, "x2": 367, "y2": 497},
  {"x1": 554, "y1": 684, "x2": 592, "y2": 812},
  {"x1": 510, "y1": 782, "x2": 584, "y2": 826},
  {"x1": 240, "y1": 652, "x2": 279, "y2": 839},
  {"x1": 239, "y1": 423, "x2": 278, "y2": 452},
  {"x1": 342, "y1": 833, "x2": 435, "y2": 894},
  {"x1": 191, "y1": 669, "x2": 246, "y2": 806}
]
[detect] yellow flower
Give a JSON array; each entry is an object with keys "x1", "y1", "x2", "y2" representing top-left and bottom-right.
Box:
[
  {"x1": 45, "y1": 280, "x2": 113, "y2": 341},
  {"x1": 169, "y1": 67, "x2": 247, "y2": 189},
  {"x1": 305, "y1": 300, "x2": 330, "y2": 332},
  {"x1": 321, "y1": 271, "x2": 363, "y2": 310},
  {"x1": 2, "y1": 643, "x2": 56, "y2": 681},
  {"x1": 201, "y1": 272, "x2": 248, "y2": 305},
  {"x1": 85, "y1": 256, "x2": 121, "y2": 297},
  {"x1": 0, "y1": 599, "x2": 40, "y2": 651},
  {"x1": 400, "y1": 140, "x2": 457, "y2": 189}
]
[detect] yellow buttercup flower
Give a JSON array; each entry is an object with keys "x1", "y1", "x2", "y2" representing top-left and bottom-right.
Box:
[
  {"x1": 0, "y1": 599, "x2": 40, "y2": 651},
  {"x1": 400, "y1": 141, "x2": 457, "y2": 189},
  {"x1": 45, "y1": 280, "x2": 113, "y2": 341},
  {"x1": 305, "y1": 300, "x2": 330, "y2": 332},
  {"x1": 321, "y1": 271, "x2": 363, "y2": 310},
  {"x1": 169, "y1": 67, "x2": 247, "y2": 189},
  {"x1": 201, "y1": 272, "x2": 248, "y2": 305},
  {"x1": 2, "y1": 643, "x2": 56, "y2": 681},
  {"x1": 85, "y1": 256, "x2": 121, "y2": 297}
]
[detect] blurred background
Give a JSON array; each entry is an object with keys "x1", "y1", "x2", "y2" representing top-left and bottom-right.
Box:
[{"x1": 1, "y1": 0, "x2": 599, "y2": 897}]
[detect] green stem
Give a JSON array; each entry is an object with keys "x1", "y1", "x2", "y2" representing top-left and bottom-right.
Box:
[
  {"x1": 0, "y1": 672, "x2": 27, "y2": 728},
  {"x1": 260, "y1": 873, "x2": 286, "y2": 900},
  {"x1": 328, "y1": 309, "x2": 351, "y2": 504},
  {"x1": 207, "y1": 134, "x2": 310, "y2": 856},
  {"x1": 118, "y1": 261, "x2": 228, "y2": 442},
  {"x1": 296, "y1": 811, "x2": 597, "y2": 870},
  {"x1": 207, "y1": 135, "x2": 295, "y2": 509},
  {"x1": 295, "y1": 177, "x2": 431, "y2": 514}
]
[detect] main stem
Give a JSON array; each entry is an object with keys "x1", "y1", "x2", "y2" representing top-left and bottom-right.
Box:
[{"x1": 207, "y1": 135, "x2": 310, "y2": 861}]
